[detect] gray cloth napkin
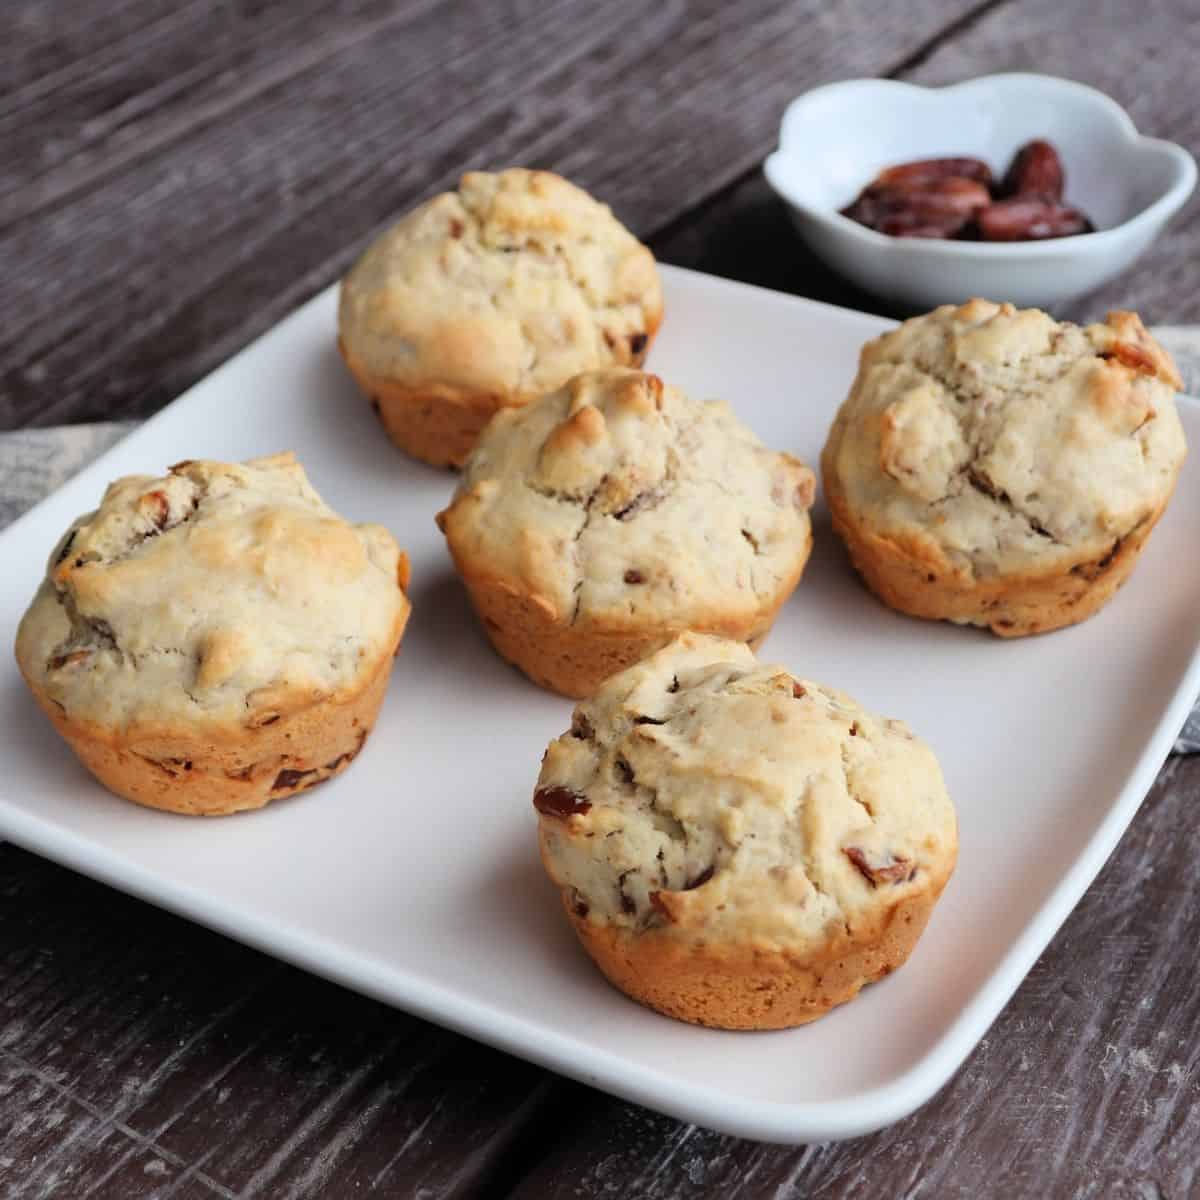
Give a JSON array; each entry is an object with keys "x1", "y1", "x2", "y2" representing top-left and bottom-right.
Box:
[{"x1": 5, "y1": 328, "x2": 1200, "y2": 750}]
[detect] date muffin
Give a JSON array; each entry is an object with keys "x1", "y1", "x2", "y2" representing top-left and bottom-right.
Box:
[
  {"x1": 534, "y1": 633, "x2": 957, "y2": 1030},
  {"x1": 338, "y1": 168, "x2": 663, "y2": 468},
  {"x1": 436, "y1": 368, "x2": 815, "y2": 697},
  {"x1": 15, "y1": 453, "x2": 411, "y2": 816},
  {"x1": 822, "y1": 300, "x2": 1186, "y2": 635}
]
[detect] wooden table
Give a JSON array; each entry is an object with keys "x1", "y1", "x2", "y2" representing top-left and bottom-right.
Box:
[{"x1": 3, "y1": 3, "x2": 1200, "y2": 1195}]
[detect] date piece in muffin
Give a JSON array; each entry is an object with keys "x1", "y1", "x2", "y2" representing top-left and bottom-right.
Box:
[
  {"x1": 534, "y1": 633, "x2": 957, "y2": 1030},
  {"x1": 822, "y1": 300, "x2": 1186, "y2": 635},
  {"x1": 15, "y1": 453, "x2": 411, "y2": 816},
  {"x1": 338, "y1": 168, "x2": 663, "y2": 468},
  {"x1": 437, "y1": 368, "x2": 816, "y2": 698}
]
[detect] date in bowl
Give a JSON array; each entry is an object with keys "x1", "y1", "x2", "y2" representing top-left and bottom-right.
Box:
[{"x1": 764, "y1": 74, "x2": 1196, "y2": 311}]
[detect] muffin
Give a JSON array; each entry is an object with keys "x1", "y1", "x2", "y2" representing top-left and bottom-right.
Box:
[
  {"x1": 436, "y1": 368, "x2": 816, "y2": 697},
  {"x1": 822, "y1": 300, "x2": 1187, "y2": 636},
  {"x1": 15, "y1": 453, "x2": 411, "y2": 816},
  {"x1": 338, "y1": 168, "x2": 663, "y2": 468},
  {"x1": 534, "y1": 633, "x2": 957, "y2": 1030}
]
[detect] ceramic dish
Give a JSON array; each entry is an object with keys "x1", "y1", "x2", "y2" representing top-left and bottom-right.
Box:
[
  {"x1": 764, "y1": 73, "x2": 1197, "y2": 310},
  {"x1": 1, "y1": 266, "x2": 1198, "y2": 1142}
]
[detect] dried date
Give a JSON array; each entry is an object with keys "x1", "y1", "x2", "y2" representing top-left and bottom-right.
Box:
[
  {"x1": 839, "y1": 139, "x2": 1094, "y2": 243},
  {"x1": 976, "y1": 198, "x2": 1094, "y2": 242},
  {"x1": 841, "y1": 176, "x2": 991, "y2": 239},
  {"x1": 533, "y1": 785, "x2": 592, "y2": 818},
  {"x1": 844, "y1": 846, "x2": 915, "y2": 887},
  {"x1": 139, "y1": 489, "x2": 170, "y2": 530},
  {"x1": 875, "y1": 156, "x2": 993, "y2": 189},
  {"x1": 999, "y1": 139, "x2": 1064, "y2": 201}
]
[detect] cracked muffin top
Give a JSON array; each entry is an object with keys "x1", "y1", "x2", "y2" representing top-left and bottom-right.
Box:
[
  {"x1": 534, "y1": 634, "x2": 956, "y2": 948},
  {"x1": 338, "y1": 169, "x2": 662, "y2": 399},
  {"x1": 16, "y1": 453, "x2": 410, "y2": 730},
  {"x1": 823, "y1": 300, "x2": 1186, "y2": 577},
  {"x1": 437, "y1": 369, "x2": 816, "y2": 628}
]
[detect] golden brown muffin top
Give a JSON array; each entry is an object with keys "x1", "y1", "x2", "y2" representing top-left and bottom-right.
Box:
[
  {"x1": 16, "y1": 453, "x2": 409, "y2": 732},
  {"x1": 338, "y1": 169, "x2": 662, "y2": 401},
  {"x1": 437, "y1": 369, "x2": 815, "y2": 630},
  {"x1": 535, "y1": 634, "x2": 957, "y2": 953},
  {"x1": 824, "y1": 300, "x2": 1186, "y2": 579}
]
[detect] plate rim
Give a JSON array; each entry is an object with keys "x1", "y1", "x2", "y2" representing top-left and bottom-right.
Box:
[{"x1": 1, "y1": 263, "x2": 1197, "y2": 1143}]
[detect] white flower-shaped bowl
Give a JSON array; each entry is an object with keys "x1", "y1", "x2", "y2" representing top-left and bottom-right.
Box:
[{"x1": 764, "y1": 73, "x2": 1196, "y2": 311}]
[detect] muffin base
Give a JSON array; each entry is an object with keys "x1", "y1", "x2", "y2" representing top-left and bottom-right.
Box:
[
  {"x1": 339, "y1": 330, "x2": 659, "y2": 470},
  {"x1": 456, "y1": 540, "x2": 811, "y2": 698},
  {"x1": 565, "y1": 875, "x2": 949, "y2": 1030},
  {"x1": 345, "y1": 359, "x2": 510, "y2": 469},
  {"x1": 823, "y1": 455, "x2": 1175, "y2": 637},
  {"x1": 21, "y1": 646, "x2": 399, "y2": 817}
]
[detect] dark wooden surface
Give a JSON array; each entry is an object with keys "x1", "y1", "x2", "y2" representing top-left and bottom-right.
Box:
[{"x1": 3, "y1": 2, "x2": 1200, "y2": 1196}]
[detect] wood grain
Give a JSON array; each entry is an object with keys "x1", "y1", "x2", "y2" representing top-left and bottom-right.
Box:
[
  {"x1": 0, "y1": 0, "x2": 450, "y2": 224},
  {"x1": 0, "y1": 0, "x2": 981, "y2": 430},
  {"x1": 0, "y1": 845, "x2": 559, "y2": 1199},
  {"x1": 0, "y1": 0, "x2": 206, "y2": 96},
  {"x1": 4, "y1": 2, "x2": 1200, "y2": 1196}
]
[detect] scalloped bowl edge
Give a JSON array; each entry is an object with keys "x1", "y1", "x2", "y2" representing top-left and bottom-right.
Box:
[{"x1": 764, "y1": 74, "x2": 1197, "y2": 309}]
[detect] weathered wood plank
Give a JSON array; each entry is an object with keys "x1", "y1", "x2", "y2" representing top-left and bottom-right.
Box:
[
  {"x1": 0, "y1": 0, "x2": 449, "y2": 223},
  {"x1": 0, "y1": 0, "x2": 981, "y2": 430},
  {"x1": 0, "y1": 0, "x2": 207, "y2": 96},
  {"x1": 0, "y1": 1062, "x2": 100, "y2": 1188},
  {"x1": 0, "y1": 845, "x2": 558, "y2": 1198},
  {"x1": 0, "y1": 0, "x2": 643, "y2": 430},
  {"x1": 1, "y1": 1103, "x2": 227, "y2": 1200},
  {"x1": 505, "y1": 756, "x2": 1200, "y2": 1199},
  {"x1": 0, "y1": 1052, "x2": 236, "y2": 1197}
]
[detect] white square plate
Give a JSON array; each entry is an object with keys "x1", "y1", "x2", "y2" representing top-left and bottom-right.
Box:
[{"x1": 2, "y1": 266, "x2": 1198, "y2": 1143}]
